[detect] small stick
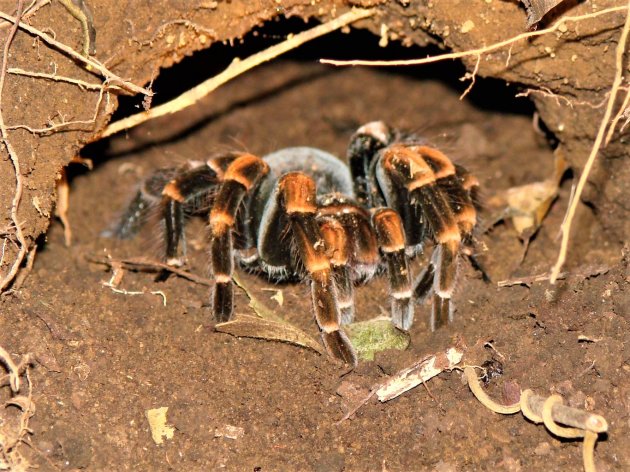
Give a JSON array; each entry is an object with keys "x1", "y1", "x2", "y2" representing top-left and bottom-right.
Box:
[
  {"x1": 498, "y1": 264, "x2": 609, "y2": 287},
  {"x1": 335, "y1": 387, "x2": 377, "y2": 424},
  {"x1": 100, "y1": 8, "x2": 374, "y2": 138},
  {"x1": 336, "y1": 344, "x2": 465, "y2": 423},
  {"x1": 88, "y1": 255, "x2": 214, "y2": 286},
  {"x1": 376, "y1": 346, "x2": 464, "y2": 401},
  {"x1": 105, "y1": 285, "x2": 167, "y2": 306},
  {"x1": 497, "y1": 272, "x2": 566, "y2": 287}
]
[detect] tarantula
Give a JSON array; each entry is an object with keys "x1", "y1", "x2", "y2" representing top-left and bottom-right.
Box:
[{"x1": 111, "y1": 121, "x2": 479, "y2": 365}]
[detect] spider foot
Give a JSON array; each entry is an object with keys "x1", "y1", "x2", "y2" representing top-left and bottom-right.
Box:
[{"x1": 322, "y1": 330, "x2": 357, "y2": 366}]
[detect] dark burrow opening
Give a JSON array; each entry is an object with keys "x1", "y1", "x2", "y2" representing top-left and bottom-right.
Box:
[
  {"x1": 84, "y1": 16, "x2": 550, "y2": 161},
  {"x1": 72, "y1": 16, "x2": 561, "y2": 286}
]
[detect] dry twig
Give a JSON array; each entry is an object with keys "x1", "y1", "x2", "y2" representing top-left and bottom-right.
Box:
[
  {"x1": 8, "y1": 66, "x2": 117, "y2": 91},
  {"x1": 497, "y1": 264, "x2": 609, "y2": 287},
  {"x1": 337, "y1": 343, "x2": 465, "y2": 422},
  {"x1": 88, "y1": 255, "x2": 214, "y2": 286},
  {"x1": 100, "y1": 8, "x2": 374, "y2": 138},
  {"x1": 97, "y1": 258, "x2": 168, "y2": 305}
]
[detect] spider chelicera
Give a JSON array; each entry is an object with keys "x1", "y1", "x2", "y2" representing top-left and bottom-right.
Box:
[{"x1": 111, "y1": 121, "x2": 480, "y2": 365}]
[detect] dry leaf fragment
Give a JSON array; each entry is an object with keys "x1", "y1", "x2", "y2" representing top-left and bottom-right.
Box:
[
  {"x1": 502, "y1": 149, "x2": 567, "y2": 238},
  {"x1": 215, "y1": 314, "x2": 325, "y2": 355},
  {"x1": 521, "y1": 0, "x2": 567, "y2": 28},
  {"x1": 505, "y1": 181, "x2": 557, "y2": 235},
  {"x1": 261, "y1": 288, "x2": 284, "y2": 307},
  {"x1": 232, "y1": 273, "x2": 284, "y2": 323},
  {"x1": 146, "y1": 407, "x2": 175, "y2": 445}
]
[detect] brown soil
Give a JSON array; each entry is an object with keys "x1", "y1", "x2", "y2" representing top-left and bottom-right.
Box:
[{"x1": 1, "y1": 1, "x2": 629, "y2": 471}]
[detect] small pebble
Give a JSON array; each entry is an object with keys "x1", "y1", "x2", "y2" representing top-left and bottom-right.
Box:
[{"x1": 534, "y1": 441, "x2": 551, "y2": 456}]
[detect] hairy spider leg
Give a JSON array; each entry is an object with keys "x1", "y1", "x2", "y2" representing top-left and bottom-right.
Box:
[
  {"x1": 318, "y1": 218, "x2": 355, "y2": 325},
  {"x1": 316, "y1": 198, "x2": 380, "y2": 325},
  {"x1": 380, "y1": 144, "x2": 462, "y2": 331},
  {"x1": 277, "y1": 173, "x2": 357, "y2": 365},
  {"x1": 410, "y1": 154, "x2": 478, "y2": 296},
  {"x1": 452, "y1": 166, "x2": 491, "y2": 282},
  {"x1": 110, "y1": 167, "x2": 179, "y2": 239},
  {"x1": 412, "y1": 162, "x2": 486, "y2": 299},
  {"x1": 160, "y1": 166, "x2": 223, "y2": 266},
  {"x1": 209, "y1": 154, "x2": 270, "y2": 322},
  {"x1": 373, "y1": 208, "x2": 414, "y2": 330},
  {"x1": 347, "y1": 121, "x2": 394, "y2": 208}
]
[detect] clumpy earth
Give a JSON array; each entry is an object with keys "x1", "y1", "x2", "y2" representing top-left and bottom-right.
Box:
[{"x1": 1, "y1": 1, "x2": 629, "y2": 471}]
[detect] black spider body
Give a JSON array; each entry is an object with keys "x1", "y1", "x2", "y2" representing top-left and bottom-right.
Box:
[{"x1": 238, "y1": 147, "x2": 356, "y2": 278}]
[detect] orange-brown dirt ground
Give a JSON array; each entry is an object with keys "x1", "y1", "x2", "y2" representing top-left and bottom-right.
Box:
[{"x1": 1, "y1": 1, "x2": 629, "y2": 471}]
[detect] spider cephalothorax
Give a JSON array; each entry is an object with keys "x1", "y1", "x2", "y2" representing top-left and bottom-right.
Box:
[{"x1": 112, "y1": 122, "x2": 479, "y2": 365}]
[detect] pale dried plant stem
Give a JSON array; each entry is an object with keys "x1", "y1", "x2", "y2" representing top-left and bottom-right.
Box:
[
  {"x1": 101, "y1": 8, "x2": 374, "y2": 138},
  {"x1": 0, "y1": 9, "x2": 151, "y2": 95},
  {"x1": 550, "y1": 0, "x2": 630, "y2": 283}
]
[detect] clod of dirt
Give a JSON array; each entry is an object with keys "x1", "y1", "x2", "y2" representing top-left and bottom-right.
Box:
[{"x1": 345, "y1": 316, "x2": 410, "y2": 360}]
